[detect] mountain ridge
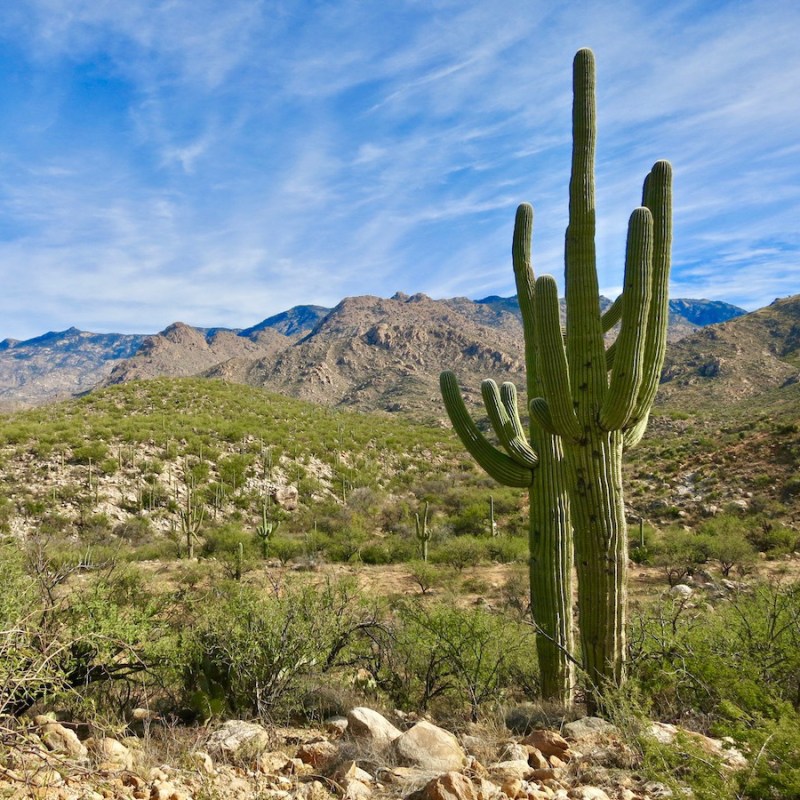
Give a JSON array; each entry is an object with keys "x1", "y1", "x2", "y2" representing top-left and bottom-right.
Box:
[{"x1": 0, "y1": 294, "x2": 762, "y2": 412}]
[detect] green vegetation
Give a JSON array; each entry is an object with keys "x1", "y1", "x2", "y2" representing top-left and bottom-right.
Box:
[{"x1": 0, "y1": 346, "x2": 797, "y2": 800}]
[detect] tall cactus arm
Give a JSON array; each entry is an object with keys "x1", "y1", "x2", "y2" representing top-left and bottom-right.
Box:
[
  {"x1": 605, "y1": 340, "x2": 617, "y2": 371},
  {"x1": 599, "y1": 207, "x2": 653, "y2": 431},
  {"x1": 512, "y1": 203, "x2": 538, "y2": 391},
  {"x1": 623, "y1": 410, "x2": 651, "y2": 449},
  {"x1": 565, "y1": 48, "x2": 608, "y2": 417},
  {"x1": 602, "y1": 295, "x2": 623, "y2": 332},
  {"x1": 440, "y1": 371, "x2": 534, "y2": 487},
  {"x1": 529, "y1": 397, "x2": 558, "y2": 436},
  {"x1": 628, "y1": 160, "x2": 673, "y2": 429},
  {"x1": 533, "y1": 276, "x2": 583, "y2": 442},
  {"x1": 481, "y1": 380, "x2": 539, "y2": 468}
]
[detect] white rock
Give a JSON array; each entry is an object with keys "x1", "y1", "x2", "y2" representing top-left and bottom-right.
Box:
[
  {"x1": 346, "y1": 707, "x2": 402, "y2": 751},
  {"x1": 391, "y1": 720, "x2": 466, "y2": 772},
  {"x1": 206, "y1": 719, "x2": 271, "y2": 758}
]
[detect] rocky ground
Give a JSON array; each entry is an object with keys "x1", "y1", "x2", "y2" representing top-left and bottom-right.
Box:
[{"x1": 0, "y1": 706, "x2": 747, "y2": 800}]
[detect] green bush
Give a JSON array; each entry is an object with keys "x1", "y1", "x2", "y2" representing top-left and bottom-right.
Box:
[
  {"x1": 430, "y1": 536, "x2": 487, "y2": 570},
  {"x1": 384, "y1": 599, "x2": 537, "y2": 721},
  {"x1": 628, "y1": 579, "x2": 800, "y2": 797},
  {"x1": 183, "y1": 578, "x2": 378, "y2": 718}
]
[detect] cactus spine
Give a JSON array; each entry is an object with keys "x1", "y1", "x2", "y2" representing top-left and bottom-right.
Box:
[
  {"x1": 530, "y1": 49, "x2": 672, "y2": 705},
  {"x1": 440, "y1": 201, "x2": 574, "y2": 705}
]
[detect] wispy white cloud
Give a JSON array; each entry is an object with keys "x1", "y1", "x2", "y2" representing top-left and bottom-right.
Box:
[{"x1": 0, "y1": 0, "x2": 797, "y2": 339}]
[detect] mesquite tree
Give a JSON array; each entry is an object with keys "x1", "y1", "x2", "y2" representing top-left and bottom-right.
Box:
[{"x1": 530, "y1": 49, "x2": 672, "y2": 704}]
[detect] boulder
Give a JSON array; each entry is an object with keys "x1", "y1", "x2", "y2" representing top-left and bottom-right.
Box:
[
  {"x1": 39, "y1": 721, "x2": 88, "y2": 760},
  {"x1": 335, "y1": 761, "x2": 374, "y2": 800},
  {"x1": 567, "y1": 788, "x2": 611, "y2": 800},
  {"x1": 487, "y1": 760, "x2": 533, "y2": 781},
  {"x1": 561, "y1": 718, "x2": 618, "y2": 743},
  {"x1": 273, "y1": 485, "x2": 299, "y2": 510},
  {"x1": 418, "y1": 771, "x2": 478, "y2": 800},
  {"x1": 498, "y1": 743, "x2": 529, "y2": 762},
  {"x1": 525, "y1": 747, "x2": 550, "y2": 770},
  {"x1": 297, "y1": 739, "x2": 340, "y2": 771},
  {"x1": 206, "y1": 719, "x2": 271, "y2": 760},
  {"x1": 520, "y1": 729, "x2": 570, "y2": 759},
  {"x1": 87, "y1": 737, "x2": 134, "y2": 770},
  {"x1": 392, "y1": 720, "x2": 467, "y2": 772},
  {"x1": 649, "y1": 722, "x2": 747, "y2": 770},
  {"x1": 346, "y1": 707, "x2": 401, "y2": 751}
]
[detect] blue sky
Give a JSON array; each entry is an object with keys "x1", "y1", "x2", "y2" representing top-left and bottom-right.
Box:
[{"x1": 0, "y1": 0, "x2": 798, "y2": 340}]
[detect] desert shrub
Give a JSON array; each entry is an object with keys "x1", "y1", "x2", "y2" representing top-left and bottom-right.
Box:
[
  {"x1": 485, "y1": 534, "x2": 527, "y2": 563},
  {"x1": 628, "y1": 579, "x2": 800, "y2": 797},
  {"x1": 113, "y1": 516, "x2": 153, "y2": 545},
  {"x1": 70, "y1": 442, "x2": 109, "y2": 465},
  {"x1": 406, "y1": 560, "x2": 445, "y2": 595},
  {"x1": 430, "y1": 535, "x2": 487, "y2": 570},
  {"x1": 384, "y1": 599, "x2": 537, "y2": 721},
  {"x1": 182, "y1": 577, "x2": 380, "y2": 719},
  {"x1": 0, "y1": 540, "x2": 37, "y2": 628},
  {"x1": 199, "y1": 523, "x2": 254, "y2": 558},
  {"x1": 359, "y1": 536, "x2": 416, "y2": 565},
  {"x1": 268, "y1": 536, "x2": 305, "y2": 564},
  {"x1": 0, "y1": 552, "x2": 174, "y2": 717},
  {"x1": 449, "y1": 501, "x2": 492, "y2": 536},
  {"x1": 649, "y1": 527, "x2": 707, "y2": 585},
  {"x1": 747, "y1": 520, "x2": 799, "y2": 556},
  {"x1": 697, "y1": 526, "x2": 756, "y2": 577}
]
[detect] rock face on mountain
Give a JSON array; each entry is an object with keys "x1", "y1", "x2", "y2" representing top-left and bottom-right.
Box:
[
  {"x1": 240, "y1": 304, "x2": 331, "y2": 337},
  {"x1": 217, "y1": 293, "x2": 525, "y2": 416},
  {"x1": 0, "y1": 328, "x2": 145, "y2": 410},
  {"x1": 658, "y1": 294, "x2": 800, "y2": 406},
  {"x1": 0, "y1": 293, "x2": 761, "y2": 413},
  {"x1": 105, "y1": 322, "x2": 289, "y2": 385}
]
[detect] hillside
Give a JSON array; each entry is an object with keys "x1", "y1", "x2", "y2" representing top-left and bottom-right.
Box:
[
  {"x1": 658, "y1": 294, "x2": 800, "y2": 407},
  {"x1": 0, "y1": 328, "x2": 145, "y2": 410},
  {"x1": 0, "y1": 294, "x2": 745, "y2": 411},
  {"x1": 107, "y1": 294, "x2": 750, "y2": 419}
]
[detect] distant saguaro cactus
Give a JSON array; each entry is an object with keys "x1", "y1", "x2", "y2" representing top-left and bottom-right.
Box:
[
  {"x1": 415, "y1": 501, "x2": 432, "y2": 562},
  {"x1": 256, "y1": 496, "x2": 280, "y2": 559},
  {"x1": 530, "y1": 49, "x2": 672, "y2": 705}
]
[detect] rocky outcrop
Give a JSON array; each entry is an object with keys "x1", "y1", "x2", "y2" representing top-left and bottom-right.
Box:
[{"x1": 1, "y1": 709, "x2": 748, "y2": 800}]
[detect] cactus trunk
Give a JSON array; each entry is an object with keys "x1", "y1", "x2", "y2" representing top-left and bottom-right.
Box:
[
  {"x1": 530, "y1": 49, "x2": 672, "y2": 710},
  {"x1": 528, "y1": 434, "x2": 573, "y2": 701},
  {"x1": 566, "y1": 430, "x2": 627, "y2": 695}
]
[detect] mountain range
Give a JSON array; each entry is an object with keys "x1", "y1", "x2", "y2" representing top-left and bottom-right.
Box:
[{"x1": 0, "y1": 293, "x2": 780, "y2": 415}]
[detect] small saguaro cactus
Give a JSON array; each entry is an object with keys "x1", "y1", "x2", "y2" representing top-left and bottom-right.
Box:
[
  {"x1": 530, "y1": 49, "x2": 672, "y2": 705},
  {"x1": 179, "y1": 477, "x2": 205, "y2": 560},
  {"x1": 256, "y1": 496, "x2": 280, "y2": 559},
  {"x1": 440, "y1": 202, "x2": 574, "y2": 705},
  {"x1": 415, "y1": 501, "x2": 432, "y2": 562}
]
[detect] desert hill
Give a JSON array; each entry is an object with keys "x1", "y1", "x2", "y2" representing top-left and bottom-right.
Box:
[
  {"x1": 0, "y1": 293, "x2": 751, "y2": 412},
  {"x1": 658, "y1": 294, "x2": 800, "y2": 407},
  {"x1": 106, "y1": 293, "x2": 752, "y2": 419}
]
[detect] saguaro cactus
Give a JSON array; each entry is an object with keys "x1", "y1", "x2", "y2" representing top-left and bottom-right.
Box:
[
  {"x1": 530, "y1": 49, "x2": 672, "y2": 703},
  {"x1": 415, "y1": 501, "x2": 432, "y2": 562},
  {"x1": 256, "y1": 496, "x2": 280, "y2": 559},
  {"x1": 440, "y1": 202, "x2": 574, "y2": 705}
]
